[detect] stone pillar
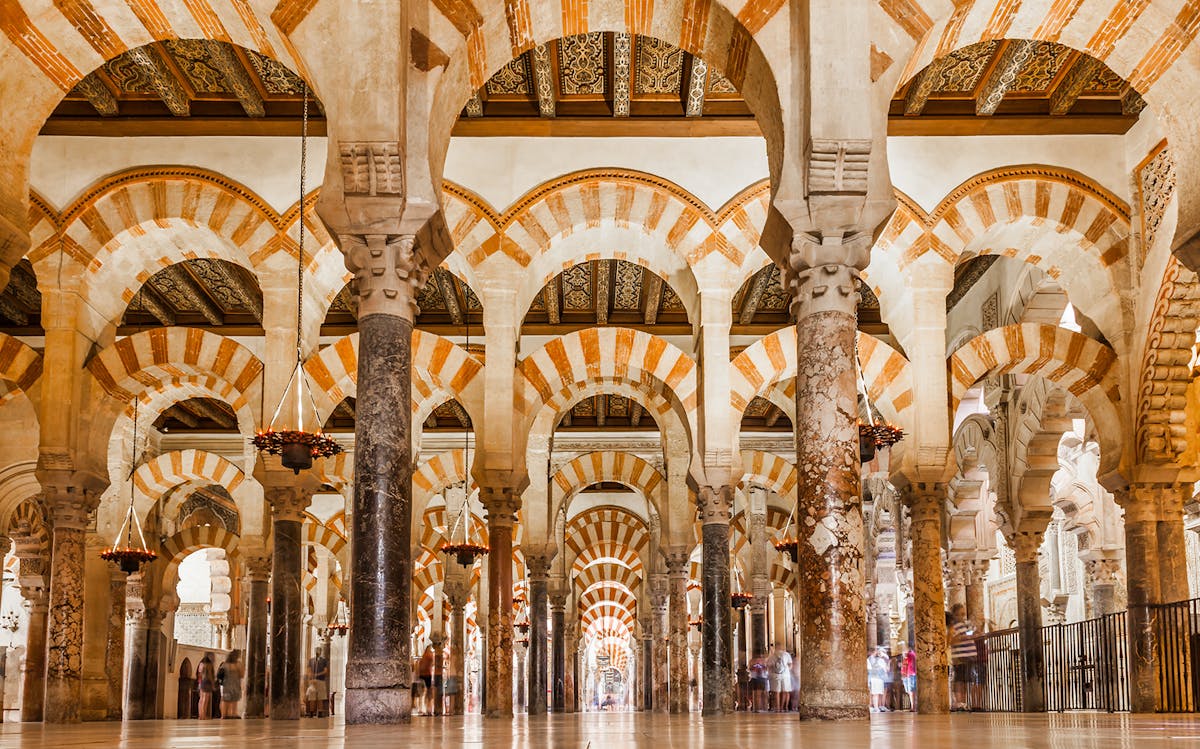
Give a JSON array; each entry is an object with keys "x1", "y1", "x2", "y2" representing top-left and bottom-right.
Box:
[
  {"x1": 430, "y1": 632, "x2": 446, "y2": 716},
  {"x1": 907, "y1": 484, "x2": 949, "y2": 714},
  {"x1": 1011, "y1": 530, "x2": 1046, "y2": 713},
  {"x1": 641, "y1": 632, "x2": 653, "y2": 710},
  {"x1": 943, "y1": 561, "x2": 967, "y2": 611},
  {"x1": 664, "y1": 547, "x2": 690, "y2": 713},
  {"x1": 789, "y1": 257, "x2": 868, "y2": 720},
  {"x1": 265, "y1": 481, "x2": 312, "y2": 720},
  {"x1": 750, "y1": 596, "x2": 768, "y2": 657},
  {"x1": 527, "y1": 552, "x2": 551, "y2": 715},
  {"x1": 1158, "y1": 485, "x2": 1190, "y2": 604},
  {"x1": 43, "y1": 492, "x2": 92, "y2": 724},
  {"x1": 963, "y1": 560, "x2": 989, "y2": 630},
  {"x1": 20, "y1": 583, "x2": 48, "y2": 722},
  {"x1": 446, "y1": 577, "x2": 469, "y2": 715},
  {"x1": 550, "y1": 589, "x2": 566, "y2": 712},
  {"x1": 698, "y1": 485, "x2": 733, "y2": 715},
  {"x1": 122, "y1": 575, "x2": 149, "y2": 721},
  {"x1": 483, "y1": 490, "x2": 519, "y2": 718},
  {"x1": 105, "y1": 565, "x2": 126, "y2": 720},
  {"x1": 564, "y1": 626, "x2": 577, "y2": 713},
  {"x1": 243, "y1": 552, "x2": 271, "y2": 718},
  {"x1": 515, "y1": 641, "x2": 527, "y2": 712},
  {"x1": 342, "y1": 233, "x2": 423, "y2": 724},
  {"x1": 1121, "y1": 488, "x2": 1162, "y2": 713},
  {"x1": 1084, "y1": 558, "x2": 1122, "y2": 618},
  {"x1": 651, "y1": 580, "x2": 669, "y2": 713}
]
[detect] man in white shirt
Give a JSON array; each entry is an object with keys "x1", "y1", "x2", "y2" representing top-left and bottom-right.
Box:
[{"x1": 766, "y1": 644, "x2": 793, "y2": 712}]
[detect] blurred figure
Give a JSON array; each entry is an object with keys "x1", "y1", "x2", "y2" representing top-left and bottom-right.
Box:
[
  {"x1": 899, "y1": 642, "x2": 917, "y2": 711},
  {"x1": 197, "y1": 654, "x2": 216, "y2": 720},
  {"x1": 418, "y1": 646, "x2": 435, "y2": 715},
  {"x1": 867, "y1": 648, "x2": 889, "y2": 712},
  {"x1": 949, "y1": 604, "x2": 976, "y2": 711},
  {"x1": 766, "y1": 644, "x2": 793, "y2": 712},
  {"x1": 218, "y1": 650, "x2": 243, "y2": 718},
  {"x1": 748, "y1": 652, "x2": 769, "y2": 711}
]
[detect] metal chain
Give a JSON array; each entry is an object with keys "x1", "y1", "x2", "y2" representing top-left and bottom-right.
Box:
[{"x1": 296, "y1": 82, "x2": 309, "y2": 361}]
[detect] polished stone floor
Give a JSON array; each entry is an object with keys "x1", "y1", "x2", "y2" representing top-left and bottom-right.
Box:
[{"x1": 1, "y1": 712, "x2": 1199, "y2": 748}]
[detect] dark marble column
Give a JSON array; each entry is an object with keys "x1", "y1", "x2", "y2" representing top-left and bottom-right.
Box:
[
  {"x1": 343, "y1": 233, "x2": 421, "y2": 724},
  {"x1": 20, "y1": 582, "x2": 48, "y2": 722},
  {"x1": 1011, "y1": 530, "x2": 1046, "y2": 713},
  {"x1": 564, "y1": 628, "x2": 577, "y2": 713},
  {"x1": 483, "y1": 490, "x2": 519, "y2": 718},
  {"x1": 1157, "y1": 485, "x2": 1190, "y2": 603},
  {"x1": 446, "y1": 578, "x2": 469, "y2": 715},
  {"x1": 1122, "y1": 488, "x2": 1162, "y2": 713},
  {"x1": 699, "y1": 485, "x2": 734, "y2": 715},
  {"x1": 664, "y1": 547, "x2": 690, "y2": 714},
  {"x1": 105, "y1": 566, "x2": 126, "y2": 720},
  {"x1": 527, "y1": 553, "x2": 551, "y2": 715},
  {"x1": 641, "y1": 633, "x2": 653, "y2": 710},
  {"x1": 550, "y1": 590, "x2": 566, "y2": 712},
  {"x1": 430, "y1": 632, "x2": 446, "y2": 716},
  {"x1": 790, "y1": 259, "x2": 868, "y2": 719},
  {"x1": 43, "y1": 496, "x2": 90, "y2": 724},
  {"x1": 243, "y1": 551, "x2": 271, "y2": 718},
  {"x1": 266, "y1": 484, "x2": 310, "y2": 721},
  {"x1": 750, "y1": 597, "x2": 768, "y2": 657},
  {"x1": 907, "y1": 484, "x2": 949, "y2": 714}
]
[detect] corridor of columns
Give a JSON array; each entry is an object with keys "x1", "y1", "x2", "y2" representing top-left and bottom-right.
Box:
[{"x1": 1, "y1": 1, "x2": 1200, "y2": 744}]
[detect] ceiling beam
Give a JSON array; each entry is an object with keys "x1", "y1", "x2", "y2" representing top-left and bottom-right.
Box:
[
  {"x1": 902, "y1": 56, "x2": 952, "y2": 116},
  {"x1": 642, "y1": 270, "x2": 663, "y2": 325},
  {"x1": 74, "y1": 75, "x2": 119, "y2": 117},
  {"x1": 5, "y1": 263, "x2": 40, "y2": 309},
  {"x1": 435, "y1": 269, "x2": 464, "y2": 326},
  {"x1": 187, "y1": 398, "x2": 237, "y2": 429},
  {"x1": 165, "y1": 404, "x2": 200, "y2": 429},
  {"x1": 135, "y1": 284, "x2": 176, "y2": 326},
  {"x1": 127, "y1": 45, "x2": 191, "y2": 117},
  {"x1": 684, "y1": 56, "x2": 708, "y2": 118},
  {"x1": 204, "y1": 40, "x2": 265, "y2": 117},
  {"x1": 595, "y1": 396, "x2": 606, "y2": 427},
  {"x1": 630, "y1": 402, "x2": 642, "y2": 428},
  {"x1": 595, "y1": 260, "x2": 611, "y2": 326},
  {"x1": 545, "y1": 277, "x2": 561, "y2": 325},
  {"x1": 205, "y1": 259, "x2": 263, "y2": 322},
  {"x1": 612, "y1": 33, "x2": 632, "y2": 117},
  {"x1": 531, "y1": 45, "x2": 556, "y2": 118},
  {"x1": 975, "y1": 40, "x2": 1041, "y2": 116},
  {"x1": 737, "y1": 266, "x2": 773, "y2": 325},
  {"x1": 162, "y1": 265, "x2": 224, "y2": 325},
  {"x1": 0, "y1": 294, "x2": 28, "y2": 326},
  {"x1": 1048, "y1": 54, "x2": 1104, "y2": 115}
]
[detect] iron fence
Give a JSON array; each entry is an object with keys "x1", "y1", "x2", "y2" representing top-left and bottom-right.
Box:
[
  {"x1": 1041, "y1": 612, "x2": 1129, "y2": 712},
  {"x1": 976, "y1": 628, "x2": 1022, "y2": 712},
  {"x1": 1153, "y1": 597, "x2": 1200, "y2": 712}
]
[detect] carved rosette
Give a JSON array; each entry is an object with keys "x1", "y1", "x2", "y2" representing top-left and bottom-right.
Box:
[{"x1": 344, "y1": 234, "x2": 428, "y2": 320}]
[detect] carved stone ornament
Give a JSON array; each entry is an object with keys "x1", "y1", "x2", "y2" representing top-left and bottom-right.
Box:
[
  {"x1": 339, "y1": 142, "x2": 404, "y2": 197},
  {"x1": 807, "y1": 139, "x2": 871, "y2": 195},
  {"x1": 344, "y1": 234, "x2": 427, "y2": 320}
]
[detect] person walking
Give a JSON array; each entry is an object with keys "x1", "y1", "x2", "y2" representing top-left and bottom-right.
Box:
[
  {"x1": 748, "y1": 652, "x2": 769, "y2": 712},
  {"x1": 899, "y1": 642, "x2": 917, "y2": 711},
  {"x1": 197, "y1": 654, "x2": 216, "y2": 720},
  {"x1": 218, "y1": 650, "x2": 244, "y2": 718},
  {"x1": 867, "y1": 647, "x2": 889, "y2": 712},
  {"x1": 949, "y1": 604, "x2": 977, "y2": 711},
  {"x1": 417, "y1": 645, "x2": 435, "y2": 715},
  {"x1": 766, "y1": 645, "x2": 793, "y2": 712},
  {"x1": 307, "y1": 645, "x2": 330, "y2": 717}
]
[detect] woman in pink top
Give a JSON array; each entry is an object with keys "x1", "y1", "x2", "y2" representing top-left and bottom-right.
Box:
[{"x1": 899, "y1": 642, "x2": 917, "y2": 711}]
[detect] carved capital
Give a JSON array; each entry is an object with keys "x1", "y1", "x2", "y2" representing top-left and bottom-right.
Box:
[
  {"x1": 1084, "y1": 557, "x2": 1123, "y2": 585},
  {"x1": 1008, "y1": 530, "x2": 1044, "y2": 563},
  {"x1": 344, "y1": 233, "x2": 427, "y2": 320},
  {"x1": 904, "y1": 482, "x2": 944, "y2": 525},
  {"x1": 784, "y1": 236, "x2": 868, "y2": 318},
  {"x1": 242, "y1": 550, "x2": 272, "y2": 582},
  {"x1": 663, "y1": 546, "x2": 690, "y2": 578},
  {"x1": 40, "y1": 474, "x2": 101, "y2": 529},
  {"x1": 266, "y1": 485, "x2": 313, "y2": 522},
  {"x1": 481, "y1": 488, "x2": 521, "y2": 529},
  {"x1": 697, "y1": 485, "x2": 734, "y2": 526},
  {"x1": 1123, "y1": 482, "x2": 1176, "y2": 524},
  {"x1": 526, "y1": 549, "x2": 555, "y2": 579},
  {"x1": 444, "y1": 577, "x2": 470, "y2": 609}
]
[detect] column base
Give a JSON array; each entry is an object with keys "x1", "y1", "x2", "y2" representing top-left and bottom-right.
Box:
[
  {"x1": 345, "y1": 687, "x2": 412, "y2": 724},
  {"x1": 798, "y1": 704, "x2": 870, "y2": 720}
]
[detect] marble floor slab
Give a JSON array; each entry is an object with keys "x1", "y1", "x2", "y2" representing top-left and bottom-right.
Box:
[{"x1": 1, "y1": 711, "x2": 1199, "y2": 748}]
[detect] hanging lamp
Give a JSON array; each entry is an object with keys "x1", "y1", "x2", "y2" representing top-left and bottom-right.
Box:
[
  {"x1": 441, "y1": 313, "x2": 490, "y2": 566},
  {"x1": 101, "y1": 398, "x2": 158, "y2": 574},
  {"x1": 856, "y1": 344, "x2": 904, "y2": 464},
  {"x1": 773, "y1": 499, "x2": 800, "y2": 563},
  {"x1": 731, "y1": 592, "x2": 753, "y2": 610},
  {"x1": 252, "y1": 83, "x2": 343, "y2": 474},
  {"x1": 326, "y1": 598, "x2": 349, "y2": 638}
]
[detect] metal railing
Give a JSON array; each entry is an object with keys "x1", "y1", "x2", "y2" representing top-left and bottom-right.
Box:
[
  {"x1": 1154, "y1": 597, "x2": 1200, "y2": 712},
  {"x1": 1041, "y1": 612, "x2": 1129, "y2": 712},
  {"x1": 976, "y1": 628, "x2": 1022, "y2": 712}
]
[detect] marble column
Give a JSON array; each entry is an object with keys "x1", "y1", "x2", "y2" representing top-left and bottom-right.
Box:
[
  {"x1": 1085, "y1": 558, "x2": 1122, "y2": 618},
  {"x1": 651, "y1": 583, "x2": 669, "y2": 713},
  {"x1": 266, "y1": 483, "x2": 311, "y2": 720},
  {"x1": 446, "y1": 578, "x2": 469, "y2": 715},
  {"x1": 430, "y1": 632, "x2": 446, "y2": 716},
  {"x1": 642, "y1": 633, "x2": 653, "y2": 710},
  {"x1": 790, "y1": 258, "x2": 868, "y2": 720},
  {"x1": 550, "y1": 590, "x2": 566, "y2": 712},
  {"x1": 515, "y1": 642, "x2": 527, "y2": 712},
  {"x1": 20, "y1": 583, "x2": 48, "y2": 722},
  {"x1": 343, "y1": 233, "x2": 422, "y2": 724},
  {"x1": 122, "y1": 575, "x2": 149, "y2": 721},
  {"x1": 1122, "y1": 488, "x2": 1162, "y2": 713},
  {"x1": 907, "y1": 484, "x2": 949, "y2": 714},
  {"x1": 527, "y1": 553, "x2": 551, "y2": 715},
  {"x1": 483, "y1": 490, "x2": 519, "y2": 718},
  {"x1": 664, "y1": 547, "x2": 690, "y2": 713},
  {"x1": 564, "y1": 627, "x2": 577, "y2": 713},
  {"x1": 243, "y1": 552, "x2": 271, "y2": 718},
  {"x1": 698, "y1": 485, "x2": 734, "y2": 715},
  {"x1": 750, "y1": 596, "x2": 768, "y2": 657},
  {"x1": 1157, "y1": 485, "x2": 1190, "y2": 604},
  {"x1": 105, "y1": 566, "x2": 126, "y2": 720},
  {"x1": 1011, "y1": 530, "x2": 1046, "y2": 713},
  {"x1": 43, "y1": 496, "x2": 90, "y2": 724},
  {"x1": 963, "y1": 560, "x2": 989, "y2": 630}
]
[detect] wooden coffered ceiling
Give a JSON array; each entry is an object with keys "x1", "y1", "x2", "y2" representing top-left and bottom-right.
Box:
[
  {"x1": 0, "y1": 260, "x2": 42, "y2": 335},
  {"x1": 889, "y1": 40, "x2": 1146, "y2": 136},
  {"x1": 121, "y1": 258, "x2": 264, "y2": 333},
  {"x1": 524, "y1": 259, "x2": 689, "y2": 334},
  {"x1": 155, "y1": 397, "x2": 239, "y2": 433},
  {"x1": 43, "y1": 40, "x2": 322, "y2": 137},
  {"x1": 324, "y1": 267, "x2": 484, "y2": 337},
  {"x1": 455, "y1": 33, "x2": 757, "y2": 137},
  {"x1": 732, "y1": 264, "x2": 887, "y2": 336}
]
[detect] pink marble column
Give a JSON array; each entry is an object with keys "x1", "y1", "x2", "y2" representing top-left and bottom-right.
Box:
[
  {"x1": 1121, "y1": 487, "x2": 1163, "y2": 713},
  {"x1": 43, "y1": 494, "x2": 91, "y2": 724},
  {"x1": 483, "y1": 489, "x2": 519, "y2": 718},
  {"x1": 664, "y1": 547, "x2": 690, "y2": 714},
  {"x1": 105, "y1": 565, "x2": 126, "y2": 720},
  {"x1": 1010, "y1": 530, "x2": 1046, "y2": 713},
  {"x1": 907, "y1": 484, "x2": 949, "y2": 714},
  {"x1": 790, "y1": 259, "x2": 867, "y2": 719}
]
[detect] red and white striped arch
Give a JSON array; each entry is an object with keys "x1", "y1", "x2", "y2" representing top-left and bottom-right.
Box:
[
  {"x1": 0, "y1": 333, "x2": 43, "y2": 409},
  {"x1": 552, "y1": 451, "x2": 664, "y2": 517}
]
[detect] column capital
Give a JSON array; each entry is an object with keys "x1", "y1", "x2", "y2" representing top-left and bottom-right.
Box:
[
  {"x1": 525, "y1": 545, "x2": 556, "y2": 579},
  {"x1": 481, "y1": 489, "x2": 521, "y2": 528},
  {"x1": 1084, "y1": 557, "x2": 1122, "y2": 584},
  {"x1": 697, "y1": 485, "x2": 734, "y2": 526},
  {"x1": 784, "y1": 233, "x2": 871, "y2": 318},
  {"x1": 1008, "y1": 530, "x2": 1044, "y2": 563},
  {"x1": 1120, "y1": 481, "x2": 1180, "y2": 524},
  {"x1": 39, "y1": 474, "x2": 103, "y2": 528},
  {"x1": 242, "y1": 550, "x2": 272, "y2": 582},
  {"x1": 344, "y1": 233, "x2": 428, "y2": 320},
  {"x1": 904, "y1": 482, "x2": 945, "y2": 523},
  {"x1": 663, "y1": 546, "x2": 690, "y2": 577},
  {"x1": 445, "y1": 577, "x2": 470, "y2": 609}
]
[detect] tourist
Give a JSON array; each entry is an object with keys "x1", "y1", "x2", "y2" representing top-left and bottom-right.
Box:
[
  {"x1": 766, "y1": 644, "x2": 793, "y2": 712},
  {"x1": 218, "y1": 650, "x2": 243, "y2": 718},
  {"x1": 867, "y1": 647, "x2": 889, "y2": 712},
  {"x1": 307, "y1": 645, "x2": 330, "y2": 717},
  {"x1": 197, "y1": 654, "x2": 216, "y2": 720},
  {"x1": 899, "y1": 642, "x2": 917, "y2": 711},
  {"x1": 418, "y1": 645, "x2": 436, "y2": 715},
  {"x1": 736, "y1": 658, "x2": 750, "y2": 710},
  {"x1": 748, "y1": 651, "x2": 769, "y2": 712},
  {"x1": 949, "y1": 604, "x2": 976, "y2": 711},
  {"x1": 444, "y1": 650, "x2": 461, "y2": 715}
]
